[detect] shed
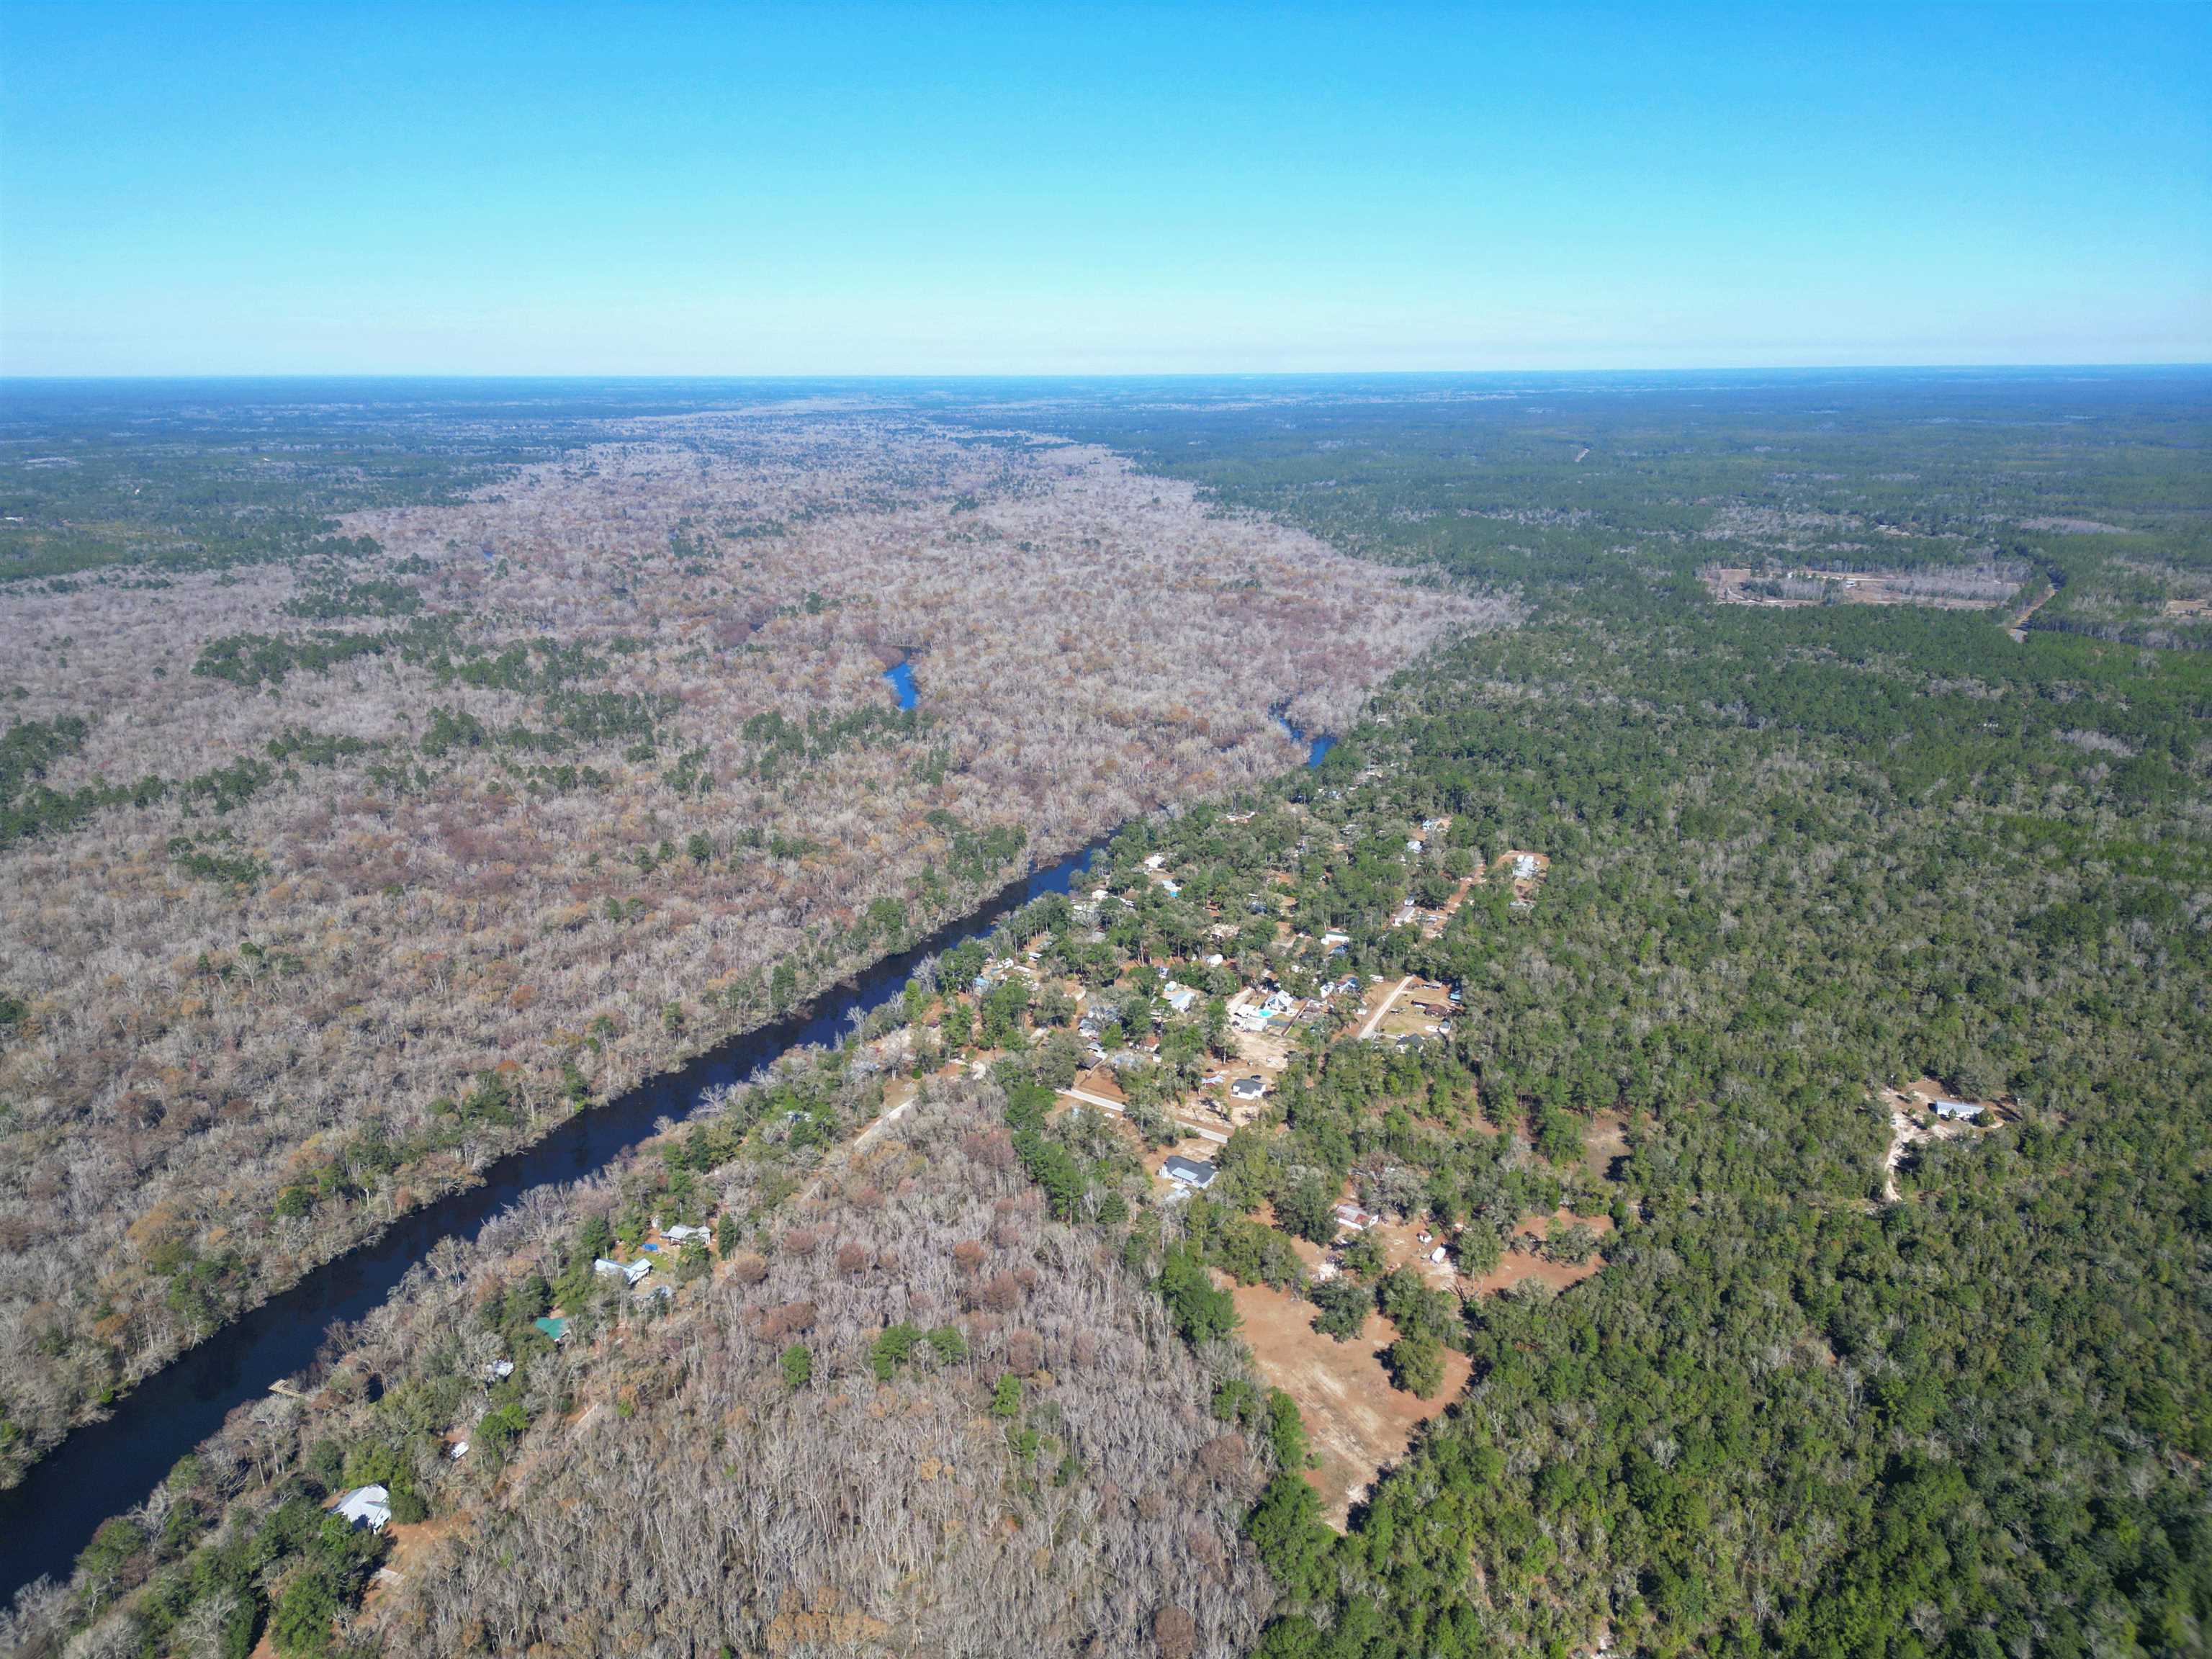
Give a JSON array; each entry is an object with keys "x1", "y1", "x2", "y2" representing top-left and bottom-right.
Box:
[{"x1": 1162, "y1": 1156, "x2": 1218, "y2": 1190}]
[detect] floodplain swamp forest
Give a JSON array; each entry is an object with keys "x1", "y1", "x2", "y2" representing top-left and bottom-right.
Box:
[
  {"x1": 1, "y1": 370, "x2": 2208, "y2": 1659},
  {"x1": 0, "y1": 388, "x2": 1492, "y2": 1486}
]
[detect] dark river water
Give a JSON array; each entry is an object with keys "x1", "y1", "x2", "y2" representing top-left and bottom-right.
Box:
[{"x1": 0, "y1": 837, "x2": 1107, "y2": 1601}]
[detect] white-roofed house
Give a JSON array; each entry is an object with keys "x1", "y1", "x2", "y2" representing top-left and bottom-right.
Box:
[{"x1": 331, "y1": 1485, "x2": 392, "y2": 1533}]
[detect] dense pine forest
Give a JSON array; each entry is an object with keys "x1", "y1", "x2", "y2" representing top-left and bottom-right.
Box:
[{"x1": 1038, "y1": 372, "x2": 2212, "y2": 1658}]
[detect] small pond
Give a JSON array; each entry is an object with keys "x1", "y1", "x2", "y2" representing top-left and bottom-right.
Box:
[
  {"x1": 1276, "y1": 710, "x2": 1335, "y2": 768},
  {"x1": 884, "y1": 660, "x2": 918, "y2": 710}
]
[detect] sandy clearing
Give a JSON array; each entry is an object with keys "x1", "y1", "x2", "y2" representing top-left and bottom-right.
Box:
[{"x1": 1227, "y1": 1277, "x2": 1469, "y2": 1528}]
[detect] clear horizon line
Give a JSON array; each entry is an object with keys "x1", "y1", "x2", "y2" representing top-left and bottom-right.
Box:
[{"x1": 4, "y1": 360, "x2": 2209, "y2": 385}]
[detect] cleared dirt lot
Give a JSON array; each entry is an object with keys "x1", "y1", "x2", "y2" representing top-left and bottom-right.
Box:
[
  {"x1": 1581, "y1": 1110, "x2": 1631, "y2": 1183},
  {"x1": 1702, "y1": 565, "x2": 2008, "y2": 609},
  {"x1": 1228, "y1": 1022, "x2": 1299, "y2": 1074},
  {"x1": 1876, "y1": 1076, "x2": 2009, "y2": 1201},
  {"x1": 1227, "y1": 1274, "x2": 1471, "y2": 1528},
  {"x1": 1492, "y1": 850, "x2": 1551, "y2": 904},
  {"x1": 1360, "y1": 1217, "x2": 1460, "y2": 1290},
  {"x1": 1462, "y1": 1210, "x2": 1614, "y2": 1298}
]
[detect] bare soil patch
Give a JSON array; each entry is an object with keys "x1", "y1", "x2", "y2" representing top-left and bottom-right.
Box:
[
  {"x1": 1489, "y1": 849, "x2": 1552, "y2": 907},
  {"x1": 1227, "y1": 1277, "x2": 1469, "y2": 1527},
  {"x1": 359, "y1": 1508, "x2": 469, "y2": 1614},
  {"x1": 1582, "y1": 1111, "x2": 1632, "y2": 1184},
  {"x1": 1703, "y1": 565, "x2": 2013, "y2": 610},
  {"x1": 1462, "y1": 1210, "x2": 1614, "y2": 1298},
  {"x1": 1876, "y1": 1077, "x2": 2012, "y2": 1201},
  {"x1": 1228, "y1": 1022, "x2": 1298, "y2": 1074},
  {"x1": 1069, "y1": 1064, "x2": 1127, "y2": 1104}
]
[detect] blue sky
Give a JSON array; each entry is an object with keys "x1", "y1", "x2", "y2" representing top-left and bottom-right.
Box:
[{"x1": 2, "y1": 2, "x2": 2206, "y2": 374}]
